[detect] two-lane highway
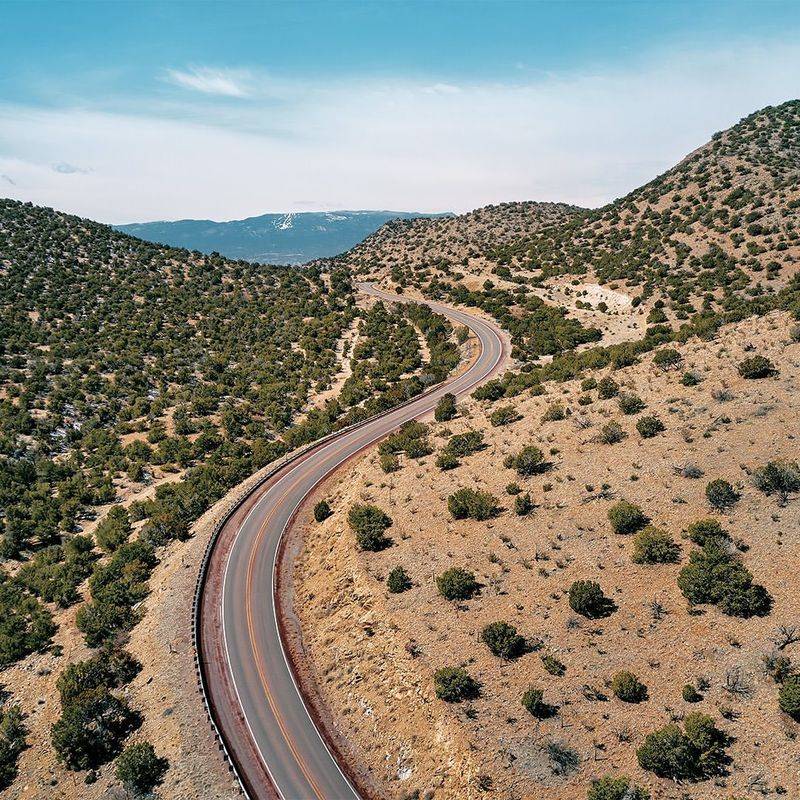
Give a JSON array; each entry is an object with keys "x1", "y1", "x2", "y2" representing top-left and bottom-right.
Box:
[{"x1": 197, "y1": 284, "x2": 507, "y2": 799}]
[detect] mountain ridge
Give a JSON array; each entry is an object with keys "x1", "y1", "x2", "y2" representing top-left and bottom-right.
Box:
[{"x1": 115, "y1": 209, "x2": 453, "y2": 264}]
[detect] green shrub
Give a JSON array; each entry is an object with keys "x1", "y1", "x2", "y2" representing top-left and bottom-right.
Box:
[
  {"x1": 568, "y1": 580, "x2": 613, "y2": 618},
  {"x1": 677, "y1": 539, "x2": 771, "y2": 617},
  {"x1": 541, "y1": 653, "x2": 566, "y2": 676},
  {"x1": 480, "y1": 621, "x2": 526, "y2": 659},
  {"x1": 347, "y1": 504, "x2": 392, "y2": 551},
  {"x1": 778, "y1": 675, "x2": 800, "y2": 720},
  {"x1": 685, "y1": 518, "x2": 728, "y2": 546},
  {"x1": 0, "y1": 704, "x2": 26, "y2": 790},
  {"x1": 636, "y1": 712, "x2": 728, "y2": 781},
  {"x1": 387, "y1": 566, "x2": 412, "y2": 594},
  {"x1": 56, "y1": 648, "x2": 141, "y2": 705},
  {"x1": 115, "y1": 741, "x2": 169, "y2": 795},
  {"x1": 436, "y1": 567, "x2": 478, "y2": 600},
  {"x1": 95, "y1": 506, "x2": 132, "y2": 553},
  {"x1": 505, "y1": 482, "x2": 521, "y2": 495},
  {"x1": 521, "y1": 687, "x2": 556, "y2": 719},
  {"x1": 752, "y1": 460, "x2": 800, "y2": 504},
  {"x1": 0, "y1": 578, "x2": 57, "y2": 667},
  {"x1": 587, "y1": 776, "x2": 649, "y2": 800},
  {"x1": 447, "y1": 488, "x2": 499, "y2": 520},
  {"x1": 607, "y1": 501, "x2": 647, "y2": 535},
  {"x1": 436, "y1": 450, "x2": 460, "y2": 471},
  {"x1": 632, "y1": 527, "x2": 680, "y2": 564},
  {"x1": 581, "y1": 377, "x2": 597, "y2": 391},
  {"x1": 599, "y1": 421, "x2": 626, "y2": 444},
  {"x1": 653, "y1": 348, "x2": 682, "y2": 369},
  {"x1": 681, "y1": 370, "x2": 702, "y2": 386},
  {"x1": 636, "y1": 415, "x2": 665, "y2": 438},
  {"x1": 705, "y1": 479, "x2": 739, "y2": 510},
  {"x1": 682, "y1": 683, "x2": 703, "y2": 703},
  {"x1": 51, "y1": 688, "x2": 140, "y2": 771},
  {"x1": 313, "y1": 500, "x2": 332, "y2": 522},
  {"x1": 490, "y1": 405, "x2": 521, "y2": 427},
  {"x1": 541, "y1": 403, "x2": 566, "y2": 422},
  {"x1": 514, "y1": 492, "x2": 534, "y2": 516},
  {"x1": 597, "y1": 376, "x2": 619, "y2": 399},
  {"x1": 446, "y1": 431, "x2": 484, "y2": 457},
  {"x1": 611, "y1": 671, "x2": 648, "y2": 703},
  {"x1": 379, "y1": 453, "x2": 400, "y2": 473},
  {"x1": 378, "y1": 421, "x2": 432, "y2": 458},
  {"x1": 434, "y1": 393, "x2": 457, "y2": 422},
  {"x1": 433, "y1": 667, "x2": 480, "y2": 702},
  {"x1": 504, "y1": 445, "x2": 547, "y2": 476},
  {"x1": 618, "y1": 393, "x2": 646, "y2": 415},
  {"x1": 737, "y1": 355, "x2": 776, "y2": 379}
]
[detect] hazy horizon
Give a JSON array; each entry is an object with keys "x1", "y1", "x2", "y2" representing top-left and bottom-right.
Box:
[{"x1": 2, "y1": 0, "x2": 799, "y2": 224}]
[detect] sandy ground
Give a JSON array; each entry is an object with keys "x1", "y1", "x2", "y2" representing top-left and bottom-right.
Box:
[{"x1": 292, "y1": 310, "x2": 800, "y2": 800}]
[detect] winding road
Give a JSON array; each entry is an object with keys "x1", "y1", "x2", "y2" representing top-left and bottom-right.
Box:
[{"x1": 196, "y1": 284, "x2": 507, "y2": 800}]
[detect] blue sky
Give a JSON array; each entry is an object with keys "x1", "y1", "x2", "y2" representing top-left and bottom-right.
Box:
[{"x1": 1, "y1": 1, "x2": 798, "y2": 222}]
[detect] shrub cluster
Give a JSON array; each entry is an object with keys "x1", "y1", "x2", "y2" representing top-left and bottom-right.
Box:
[
  {"x1": 637, "y1": 712, "x2": 729, "y2": 781},
  {"x1": 678, "y1": 538, "x2": 771, "y2": 617},
  {"x1": 347, "y1": 504, "x2": 393, "y2": 551},
  {"x1": 436, "y1": 567, "x2": 478, "y2": 601},
  {"x1": 447, "y1": 488, "x2": 499, "y2": 520},
  {"x1": 568, "y1": 580, "x2": 614, "y2": 618},
  {"x1": 433, "y1": 667, "x2": 480, "y2": 702},
  {"x1": 607, "y1": 501, "x2": 647, "y2": 535}
]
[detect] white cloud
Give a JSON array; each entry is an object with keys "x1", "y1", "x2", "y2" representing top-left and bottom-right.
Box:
[
  {"x1": 0, "y1": 40, "x2": 798, "y2": 223},
  {"x1": 164, "y1": 66, "x2": 252, "y2": 98}
]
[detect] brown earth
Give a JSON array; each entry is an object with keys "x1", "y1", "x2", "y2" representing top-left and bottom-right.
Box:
[{"x1": 291, "y1": 310, "x2": 800, "y2": 800}]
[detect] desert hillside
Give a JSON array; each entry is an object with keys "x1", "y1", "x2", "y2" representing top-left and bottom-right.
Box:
[
  {"x1": 291, "y1": 101, "x2": 800, "y2": 800},
  {"x1": 295, "y1": 308, "x2": 800, "y2": 800}
]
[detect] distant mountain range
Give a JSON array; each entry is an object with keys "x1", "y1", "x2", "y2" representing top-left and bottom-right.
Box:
[{"x1": 115, "y1": 210, "x2": 451, "y2": 264}]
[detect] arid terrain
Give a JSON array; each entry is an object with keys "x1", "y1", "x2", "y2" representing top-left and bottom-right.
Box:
[
  {"x1": 293, "y1": 308, "x2": 800, "y2": 799},
  {"x1": 1, "y1": 100, "x2": 800, "y2": 799}
]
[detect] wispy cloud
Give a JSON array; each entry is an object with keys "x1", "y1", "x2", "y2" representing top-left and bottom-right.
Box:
[
  {"x1": 164, "y1": 66, "x2": 252, "y2": 98},
  {"x1": 52, "y1": 161, "x2": 90, "y2": 175},
  {"x1": 1, "y1": 39, "x2": 798, "y2": 223}
]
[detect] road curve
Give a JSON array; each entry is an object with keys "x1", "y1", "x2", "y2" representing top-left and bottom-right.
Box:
[{"x1": 197, "y1": 284, "x2": 507, "y2": 800}]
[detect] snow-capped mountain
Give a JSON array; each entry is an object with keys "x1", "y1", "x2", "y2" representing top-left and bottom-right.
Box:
[{"x1": 116, "y1": 210, "x2": 450, "y2": 265}]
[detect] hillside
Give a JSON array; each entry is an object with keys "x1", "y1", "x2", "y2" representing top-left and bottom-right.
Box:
[
  {"x1": 116, "y1": 209, "x2": 451, "y2": 264},
  {"x1": 346, "y1": 103, "x2": 800, "y2": 372},
  {"x1": 291, "y1": 100, "x2": 800, "y2": 800},
  {"x1": 0, "y1": 199, "x2": 469, "y2": 796}
]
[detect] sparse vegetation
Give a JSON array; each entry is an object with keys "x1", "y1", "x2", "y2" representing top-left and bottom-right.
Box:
[
  {"x1": 636, "y1": 712, "x2": 729, "y2": 781},
  {"x1": 447, "y1": 488, "x2": 499, "y2": 520},
  {"x1": 433, "y1": 667, "x2": 480, "y2": 702},
  {"x1": 569, "y1": 580, "x2": 614, "y2": 618},
  {"x1": 347, "y1": 504, "x2": 393, "y2": 551},
  {"x1": 436, "y1": 568, "x2": 479, "y2": 601},
  {"x1": 607, "y1": 501, "x2": 647, "y2": 535}
]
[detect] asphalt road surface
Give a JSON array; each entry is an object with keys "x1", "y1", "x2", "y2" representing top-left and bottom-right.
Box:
[{"x1": 197, "y1": 284, "x2": 507, "y2": 800}]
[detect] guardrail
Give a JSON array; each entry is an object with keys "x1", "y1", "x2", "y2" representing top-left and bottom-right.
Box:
[{"x1": 191, "y1": 293, "x2": 499, "y2": 799}]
